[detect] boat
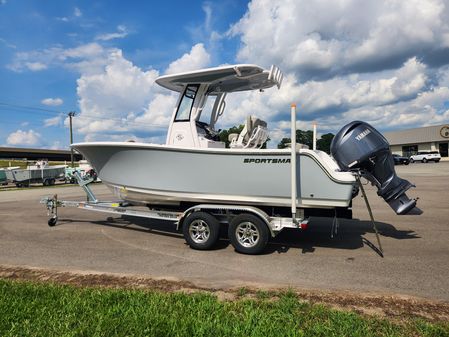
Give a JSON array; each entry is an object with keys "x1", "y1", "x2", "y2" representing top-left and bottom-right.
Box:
[
  {"x1": 5, "y1": 166, "x2": 20, "y2": 182},
  {"x1": 60, "y1": 63, "x2": 423, "y2": 254},
  {"x1": 0, "y1": 169, "x2": 7, "y2": 185},
  {"x1": 0, "y1": 166, "x2": 20, "y2": 185},
  {"x1": 65, "y1": 160, "x2": 98, "y2": 184},
  {"x1": 72, "y1": 64, "x2": 418, "y2": 218},
  {"x1": 11, "y1": 160, "x2": 66, "y2": 187}
]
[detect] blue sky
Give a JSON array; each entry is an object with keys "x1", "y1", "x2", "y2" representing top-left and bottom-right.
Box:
[{"x1": 1, "y1": 0, "x2": 449, "y2": 149}]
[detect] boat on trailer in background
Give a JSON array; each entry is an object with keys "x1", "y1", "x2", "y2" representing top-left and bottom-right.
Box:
[
  {"x1": 12, "y1": 160, "x2": 66, "y2": 187},
  {"x1": 42, "y1": 64, "x2": 420, "y2": 254}
]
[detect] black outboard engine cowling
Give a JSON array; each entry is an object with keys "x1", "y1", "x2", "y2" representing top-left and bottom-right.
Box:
[{"x1": 331, "y1": 121, "x2": 419, "y2": 215}]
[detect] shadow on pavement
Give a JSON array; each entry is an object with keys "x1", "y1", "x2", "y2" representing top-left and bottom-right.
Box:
[
  {"x1": 264, "y1": 217, "x2": 419, "y2": 255},
  {"x1": 55, "y1": 215, "x2": 419, "y2": 255}
]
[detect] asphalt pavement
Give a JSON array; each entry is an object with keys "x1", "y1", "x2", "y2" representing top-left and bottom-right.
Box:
[{"x1": 0, "y1": 161, "x2": 448, "y2": 301}]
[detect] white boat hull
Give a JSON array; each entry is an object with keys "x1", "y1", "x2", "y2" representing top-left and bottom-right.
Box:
[{"x1": 73, "y1": 142, "x2": 355, "y2": 209}]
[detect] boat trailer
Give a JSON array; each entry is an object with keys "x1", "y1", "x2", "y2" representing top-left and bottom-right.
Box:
[
  {"x1": 41, "y1": 171, "x2": 312, "y2": 255},
  {"x1": 41, "y1": 170, "x2": 385, "y2": 255}
]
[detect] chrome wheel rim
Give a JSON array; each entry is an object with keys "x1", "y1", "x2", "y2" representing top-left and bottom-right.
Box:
[
  {"x1": 189, "y1": 219, "x2": 210, "y2": 244},
  {"x1": 235, "y1": 222, "x2": 259, "y2": 247}
]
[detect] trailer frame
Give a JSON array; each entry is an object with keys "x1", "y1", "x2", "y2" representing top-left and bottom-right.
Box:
[{"x1": 41, "y1": 171, "x2": 309, "y2": 254}]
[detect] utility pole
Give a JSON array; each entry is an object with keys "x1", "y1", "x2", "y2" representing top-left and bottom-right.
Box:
[{"x1": 68, "y1": 111, "x2": 76, "y2": 167}]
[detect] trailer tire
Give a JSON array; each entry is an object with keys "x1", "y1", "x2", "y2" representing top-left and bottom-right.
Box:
[
  {"x1": 183, "y1": 211, "x2": 220, "y2": 250},
  {"x1": 228, "y1": 213, "x2": 269, "y2": 255},
  {"x1": 48, "y1": 217, "x2": 57, "y2": 227}
]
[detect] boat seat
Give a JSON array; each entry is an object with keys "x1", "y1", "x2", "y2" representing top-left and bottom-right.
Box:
[{"x1": 230, "y1": 116, "x2": 268, "y2": 149}]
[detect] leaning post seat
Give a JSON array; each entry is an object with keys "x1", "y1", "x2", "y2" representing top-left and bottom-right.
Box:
[{"x1": 230, "y1": 116, "x2": 268, "y2": 149}]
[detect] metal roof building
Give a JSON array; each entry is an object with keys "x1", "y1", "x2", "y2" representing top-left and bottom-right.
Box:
[
  {"x1": 0, "y1": 147, "x2": 82, "y2": 161},
  {"x1": 383, "y1": 124, "x2": 449, "y2": 158}
]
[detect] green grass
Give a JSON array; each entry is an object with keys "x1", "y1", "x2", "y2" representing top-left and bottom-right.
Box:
[
  {"x1": 1, "y1": 280, "x2": 448, "y2": 337},
  {"x1": 0, "y1": 160, "x2": 69, "y2": 169},
  {"x1": 0, "y1": 160, "x2": 28, "y2": 169}
]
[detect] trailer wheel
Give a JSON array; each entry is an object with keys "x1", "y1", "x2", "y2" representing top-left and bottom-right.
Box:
[
  {"x1": 228, "y1": 213, "x2": 269, "y2": 255},
  {"x1": 48, "y1": 217, "x2": 57, "y2": 227},
  {"x1": 49, "y1": 178, "x2": 55, "y2": 185},
  {"x1": 183, "y1": 211, "x2": 220, "y2": 250}
]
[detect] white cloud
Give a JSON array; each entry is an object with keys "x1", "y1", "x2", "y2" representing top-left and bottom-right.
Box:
[
  {"x1": 217, "y1": 57, "x2": 429, "y2": 126},
  {"x1": 73, "y1": 49, "x2": 160, "y2": 135},
  {"x1": 56, "y1": 6, "x2": 82, "y2": 22},
  {"x1": 25, "y1": 62, "x2": 47, "y2": 71},
  {"x1": 7, "y1": 43, "x2": 108, "y2": 74},
  {"x1": 201, "y1": 0, "x2": 449, "y2": 147},
  {"x1": 41, "y1": 97, "x2": 63, "y2": 106},
  {"x1": 289, "y1": 57, "x2": 428, "y2": 115},
  {"x1": 134, "y1": 93, "x2": 178, "y2": 127},
  {"x1": 6, "y1": 130, "x2": 42, "y2": 146},
  {"x1": 165, "y1": 43, "x2": 211, "y2": 74},
  {"x1": 44, "y1": 114, "x2": 64, "y2": 127},
  {"x1": 74, "y1": 7, "x2": 82, "y2": 17},
  {"x1": 49, "y1": 141, "x2": 63, "y2": 150},
  {"x1": 229, "y1": 0, "x2": 449, "y2": 79},
  {"x1": 96, "y1": 25, "x2": 129, "y2": 41},
  {"x1": 0, "y1": 37, "x2": 16, "y2": 49},
  {"x1": 8, "y1": 0, "x2": 447, "y2": 146},
  {"x1": 69, "y1": 43, "x2": 213, "y2": 141}
]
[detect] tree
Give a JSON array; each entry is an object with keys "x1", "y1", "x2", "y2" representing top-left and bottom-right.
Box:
[
  {"x1": 316, "y1": 133, "x2": 334, "y2": 154},
  {"x1": 219, "y1": 125, "x2": 244, "y2": 148},
  {"x1": 277, "y1": 130, "x2": 314, "y2": 149},
  {"x1": 277, "y1": 130, "x2": 335, "y2": 153},
  {"x1": 277, "y1": 137, "x2": 291, "y2": 149}
]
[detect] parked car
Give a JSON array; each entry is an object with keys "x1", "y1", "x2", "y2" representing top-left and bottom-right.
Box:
[
  {"x1": 409, "y1": 151, "x2": 441, "y2": 163},
  {"x1": 392, "y1": 154, "x2": 410, "y2": 165}
]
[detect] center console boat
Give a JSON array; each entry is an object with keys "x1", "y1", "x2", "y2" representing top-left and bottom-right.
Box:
[{"x1": 46, "y1": 64, "x2": 419, "y2": 254}]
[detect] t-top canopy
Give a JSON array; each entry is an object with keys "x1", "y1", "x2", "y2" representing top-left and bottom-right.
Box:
[{"x1": 155, "y1": 64, "x2": 283, "y2": 93}]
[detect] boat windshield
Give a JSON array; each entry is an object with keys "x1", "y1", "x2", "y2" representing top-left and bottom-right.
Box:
[
  {"x1": 175, "y1": 85, "x2": 198, "y2": 121},
  {"x1": 199, "y1": 94, "x2": 217, "y2": 125}
]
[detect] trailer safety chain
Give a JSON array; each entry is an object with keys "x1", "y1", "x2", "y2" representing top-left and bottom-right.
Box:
[{"x1": 355, "y1": 174, "x2": 384, "y2": 257}]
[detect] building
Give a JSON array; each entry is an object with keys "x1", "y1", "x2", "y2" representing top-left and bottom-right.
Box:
[
  {"x1": 0, "y1": 147, "x2": 82, "y2": 161},
  {"x1": 384, "y1": 124, "x2": 449, "y2": 159}
]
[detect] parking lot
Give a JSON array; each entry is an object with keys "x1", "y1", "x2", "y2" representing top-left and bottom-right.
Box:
[{"x1": 0, "y1": 161, "x2": 448, "y2": 301}]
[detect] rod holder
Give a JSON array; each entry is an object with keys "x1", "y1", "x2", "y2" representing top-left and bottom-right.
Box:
[{"x1": 291, "y1": 103, "x2": 297, "y2": 223}]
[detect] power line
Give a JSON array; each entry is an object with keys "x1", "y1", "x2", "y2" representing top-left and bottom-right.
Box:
[
  {"x1": 0, "y1": 102, "x2": 169, "y2": 129},
  {"x1": 0, "y1": 102, "x2": 62, "y2": 115}
]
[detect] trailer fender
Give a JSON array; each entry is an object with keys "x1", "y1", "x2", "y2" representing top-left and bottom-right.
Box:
[{"x1": 178, "y1": 204, "x2": 275, "y2": 237}]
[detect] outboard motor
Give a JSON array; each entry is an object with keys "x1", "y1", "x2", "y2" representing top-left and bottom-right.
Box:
[{"x1": 331, "y1": 121, "x2": 419, "y2": 215}]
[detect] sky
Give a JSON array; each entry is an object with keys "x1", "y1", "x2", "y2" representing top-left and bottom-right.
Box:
[{"x1": 1, "y1": 0, "x2": 449, "y2": 149}]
